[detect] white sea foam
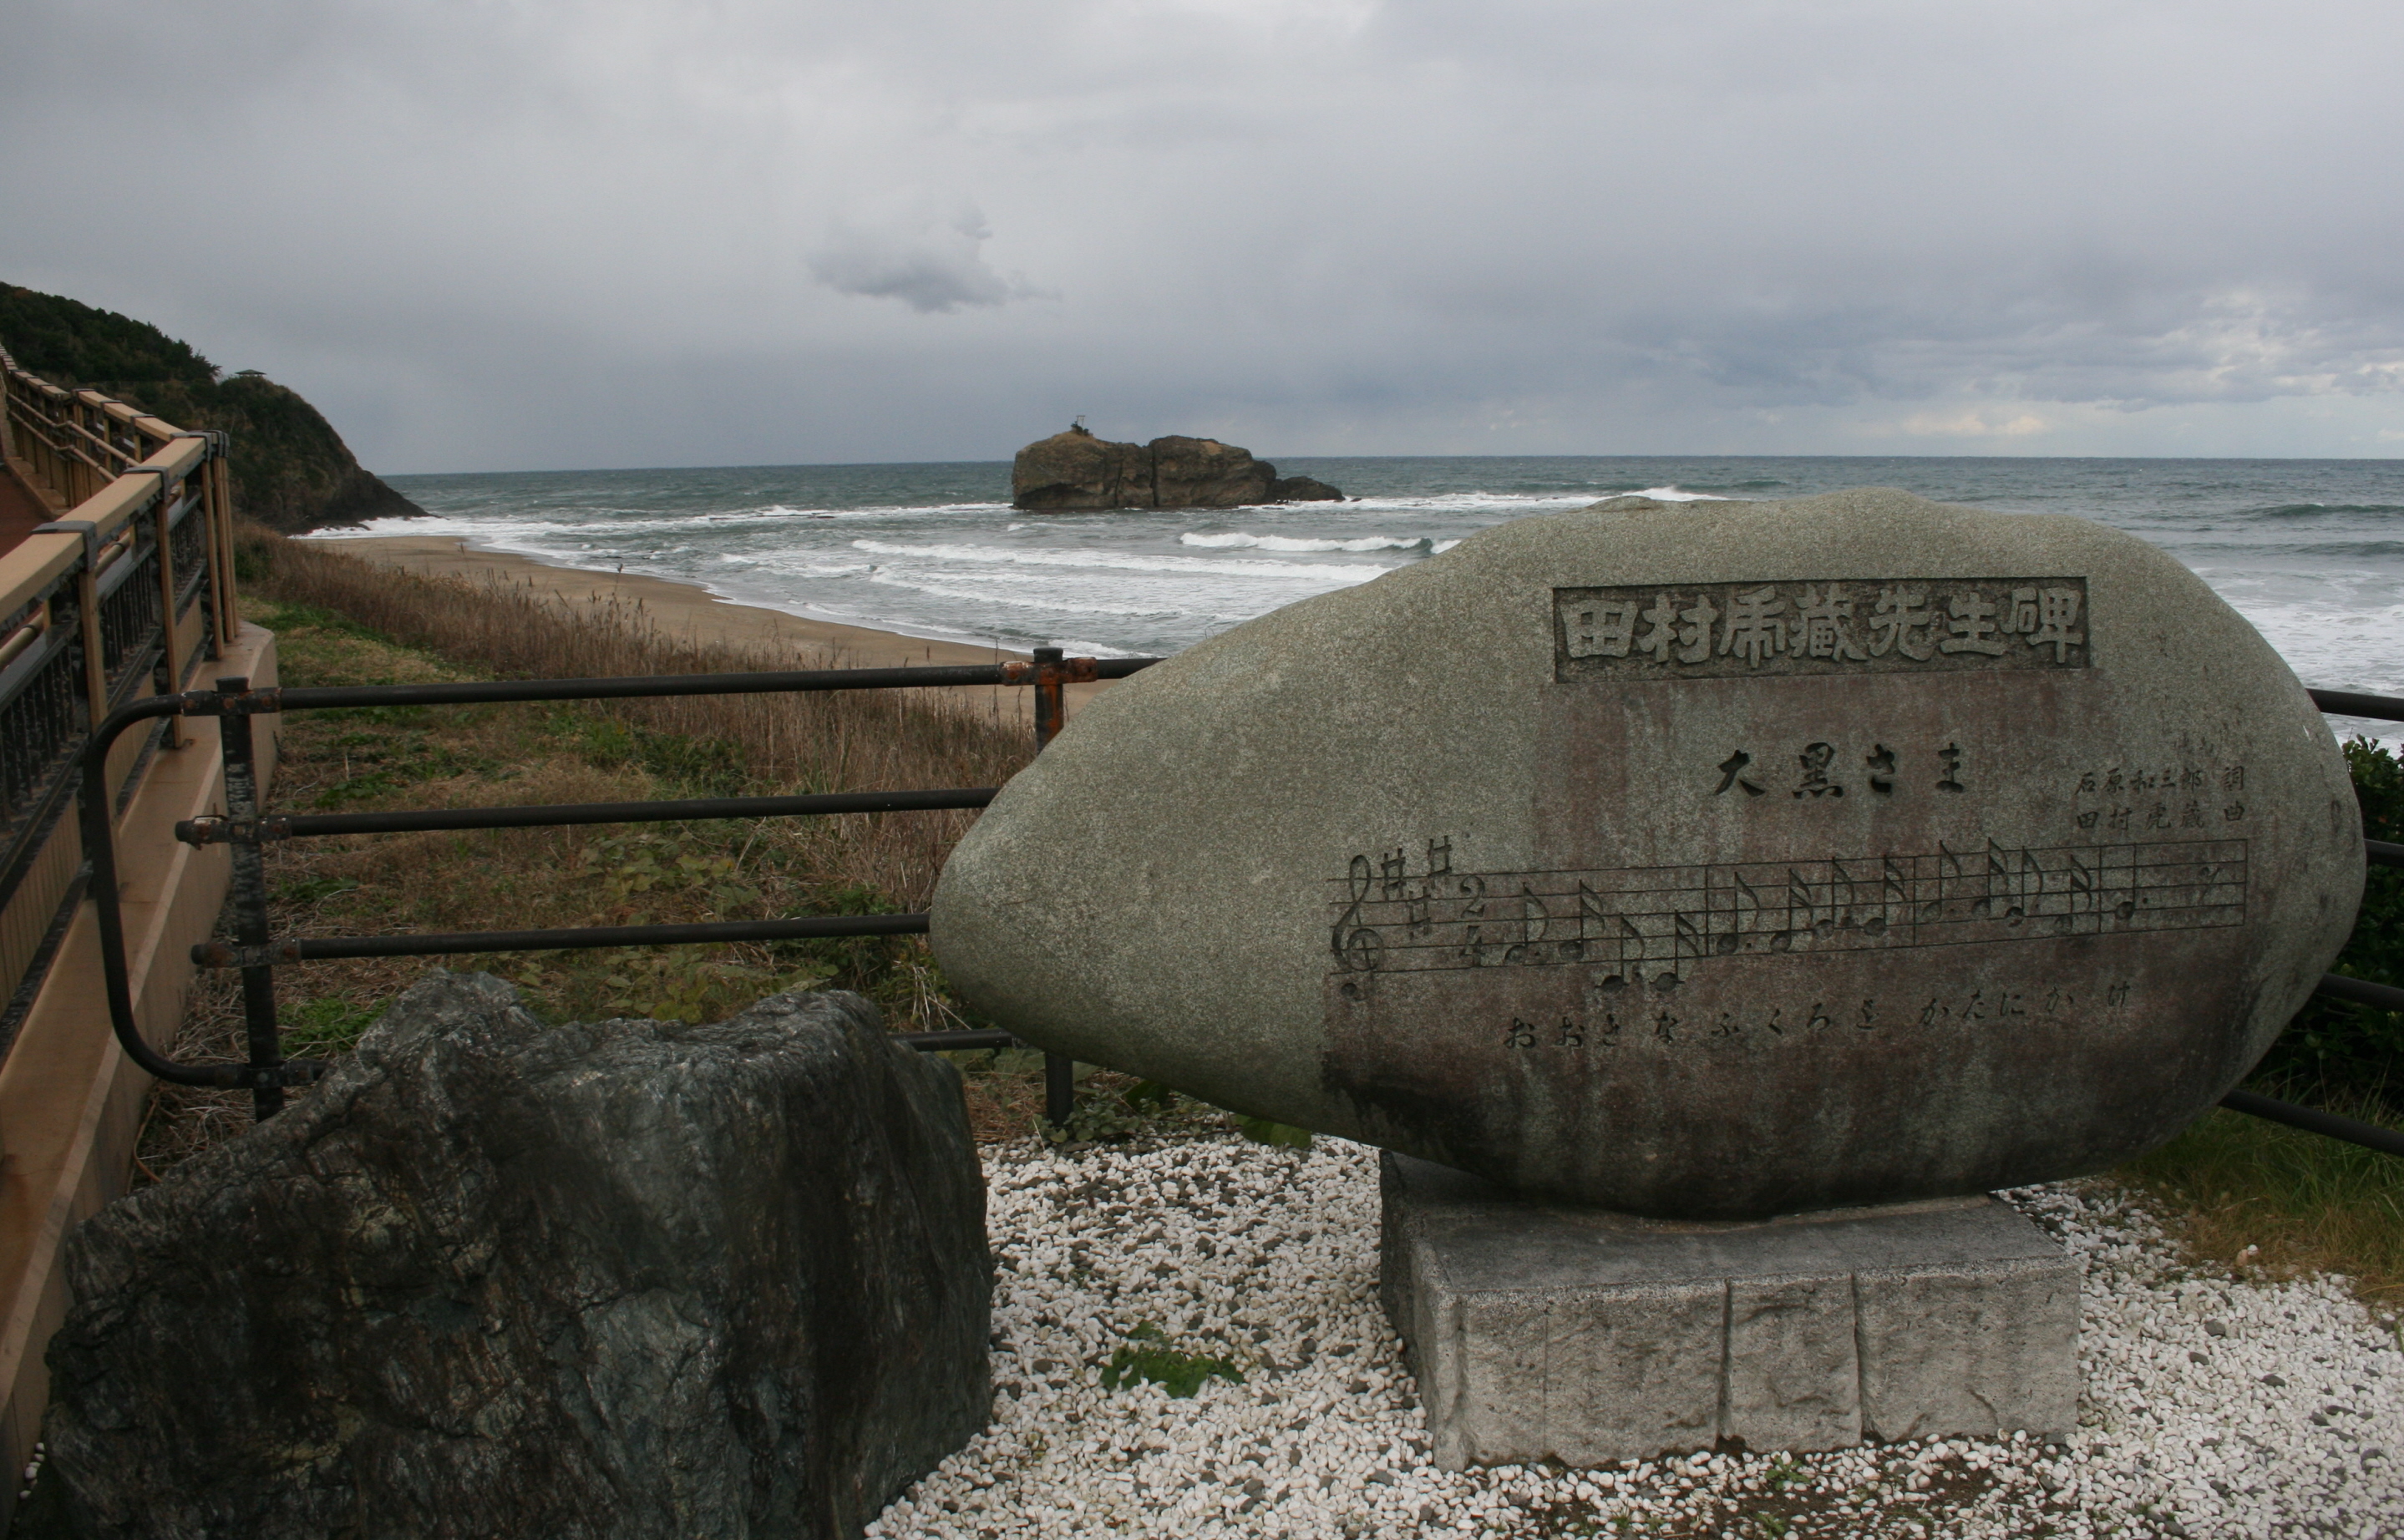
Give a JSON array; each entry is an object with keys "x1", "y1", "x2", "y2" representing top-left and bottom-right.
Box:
[
  {"x1": 848, "y1": 540, "x2": 1390, "y2": 584},
  {"x1": 755, "y1": 501, "x2": 1007, "y2": 522},
  {"x1": 1616, "y1": 484, "x2": 1727, "y2": 502},
  {"x1": 1329, "y1": 484, "x2": 1727, "y2": 515},
  {"x1": 1332, "y1": 492, "x2": 1596, "y2": 514},
  {"x1": 1179, "y1": 532, "x2": 1434, "y2": 554}
]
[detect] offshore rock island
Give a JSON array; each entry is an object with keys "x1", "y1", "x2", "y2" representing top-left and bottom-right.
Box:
[{"x1": 1011, "y1": 423, "x2": 1343, "y2": 510}]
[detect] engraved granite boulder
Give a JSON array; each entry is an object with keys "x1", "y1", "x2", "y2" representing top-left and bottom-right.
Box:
[{"x1": 931, "y1": 488, "x2": 2363, "y2": 1218}]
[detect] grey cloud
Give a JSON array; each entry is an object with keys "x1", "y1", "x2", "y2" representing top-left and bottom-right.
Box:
[
  {"x1": 3, "y1": 0, "x2": 2401, "y2": 469},
  {"x1": 806, "y1": 205, "x2": 1035, "y2": 313}
]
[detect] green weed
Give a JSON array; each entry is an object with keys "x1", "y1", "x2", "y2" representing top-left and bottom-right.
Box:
[
  {"x1": 1098, "y1": 1323, "x2": 1245, "y2": 1398},
  {"x1": 1233, "y1": 1114, "x2": 1314, "y2": 1150},
  {"x1": 279, "y1": 996, "x2": 384, "y2": 1054},
  {"x1": 568, "y1": 713, "x2": 746, "y2": 794}
]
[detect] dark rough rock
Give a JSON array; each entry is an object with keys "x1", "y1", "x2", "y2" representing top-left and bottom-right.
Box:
[
  {"x1": 1011, "y1": 423, "x2": 1341, "y2": 510},
  {"x1": 0, "y1": 282, "x2": 428, "y2": 533},
  {"x1": 1011, "y1": 426, "x2": 1158, "y2": 510},
  {"x1": 1148, "y1": 434, "x2": 1276, "y2": 508},
  {"x1": 45, "y1": 973, "x2": 990, "y2": 1540},
  {"x1": 1268, "y1": 475, "x2": 1346, "y2": 502}
]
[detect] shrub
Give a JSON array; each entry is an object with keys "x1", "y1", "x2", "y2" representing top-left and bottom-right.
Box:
[{"x1": 2249, "y1": 737, "x2": 2404, "y2": 1101}]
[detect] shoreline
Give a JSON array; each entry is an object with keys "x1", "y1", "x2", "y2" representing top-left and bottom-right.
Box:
[{"x1": 310, "y1": 535, "x2": 1120, "y2": 721}]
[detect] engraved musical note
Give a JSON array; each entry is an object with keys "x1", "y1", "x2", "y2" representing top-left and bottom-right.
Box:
[
  {"x1": 1875, "y1": 854, "x2": 1908, "y2": 938},
  {"x1": 1614, "y1": 915, "x2": 1644, "y2": 985},
  {"x1": 1667, "y1": 910, "x2": 1702, "y2": 986},
  {"x1": 1829, "y1": 857, "x2": 1860, "y2": 930},
  {"x1": 1519, "y1": 884, "x2": 1551, "y2": 949},
  {"x1": 1720, "y1": 870, "x2": 1764, "y2": 954},
  {"x1": 1785, "y1": 865, "x2": 1827, "y2": 943}
]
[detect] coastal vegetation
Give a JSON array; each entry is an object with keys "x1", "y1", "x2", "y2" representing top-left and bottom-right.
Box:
[
  {"x1": 0, "y1": 284, "x2": 422, "y2": 530},
  {"x1": 147, "y1": 529, "x2": 2404, "y2": 1301}
]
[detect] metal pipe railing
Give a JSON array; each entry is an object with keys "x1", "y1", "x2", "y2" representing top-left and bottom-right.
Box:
[
  {"x1": 2220, "y1": 1088, "x2": 2404, "y2": 1159},
  {"x1": 78, "y1": 651, "x2": 1159, "y2": 1123},
  {"x1": 175, "y1": 787, "x2": 998, "y2": 844}
]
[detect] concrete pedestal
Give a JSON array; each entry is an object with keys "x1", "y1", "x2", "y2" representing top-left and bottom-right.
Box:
[{"x1": 1379, "y1": 1152, "x2": 2078, "y2": 1468}]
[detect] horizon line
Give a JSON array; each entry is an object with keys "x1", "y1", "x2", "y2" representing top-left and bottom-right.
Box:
[{"x1": 379, "y1": 449, "x2": 2404, "y2": 480}]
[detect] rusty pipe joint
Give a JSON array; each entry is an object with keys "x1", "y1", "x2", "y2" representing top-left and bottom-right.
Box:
[
  {"x1": 175, "y1": 815, "x2": 293, "y2": 847},
  {"x1": 998, "y1": 656, "x2": 1102, "y2": 685},
  {"x1": 168, "y1": 684, "x2": 281, "y2": 716},
  {"x1": 192, "y1": 940, "x2": 305, "y2": 969}
]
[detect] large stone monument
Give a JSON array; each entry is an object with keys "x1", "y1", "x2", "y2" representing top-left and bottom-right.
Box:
[{"x1": 931, "y1": 488, "x2": 2362, "y2": 1461}]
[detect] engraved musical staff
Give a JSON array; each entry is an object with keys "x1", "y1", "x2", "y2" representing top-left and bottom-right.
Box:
[{"x1": 1326, "y1": 838, "x2": 2247, "y2": 976}]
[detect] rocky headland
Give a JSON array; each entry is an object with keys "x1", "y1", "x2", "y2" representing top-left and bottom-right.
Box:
[
  {"x1": 1, "y1": 283, "x2": 426, "y2": 533},
  {"x1": 1012, "y1": 423, "x2": 1342, "y2": 511}
]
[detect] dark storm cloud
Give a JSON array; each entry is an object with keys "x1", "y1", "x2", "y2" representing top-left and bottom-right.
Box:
[
  {"x1": 806, "y1": 203, "x2": 1042, "y2": 313},
  {"x1": 3, "y1": 0, "x2": 2400, "y2": 469}
]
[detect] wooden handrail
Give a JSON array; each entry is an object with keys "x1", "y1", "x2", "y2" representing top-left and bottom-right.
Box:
[{"x1": 2, "y1": 349, "x2": 221, "y2": 622}]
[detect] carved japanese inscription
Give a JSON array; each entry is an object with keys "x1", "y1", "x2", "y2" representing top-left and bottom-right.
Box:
[{"x1": 1554, "y1": 576, "x2": 2090, "y2": 681}]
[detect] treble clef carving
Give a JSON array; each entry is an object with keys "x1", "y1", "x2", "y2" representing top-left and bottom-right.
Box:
[{"x1": 1332, "y1": 854, "x2": 1383, "y2": 972}]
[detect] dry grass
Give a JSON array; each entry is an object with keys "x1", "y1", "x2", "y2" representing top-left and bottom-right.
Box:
[
  {"x1": 138, "y1": 533, "x2": 1054, "y2": 1181},
  {"x1": 2115, "y1": 1095, "x2": 2404, "y2": 1304},
  {"x1": 236, "y1": 523, "x2": 1032, "y2": 908}
]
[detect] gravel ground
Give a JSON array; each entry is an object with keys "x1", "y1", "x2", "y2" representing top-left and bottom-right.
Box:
[{"x1": 867, "y1": 1132, "x2": 2404, "y2": 1539}]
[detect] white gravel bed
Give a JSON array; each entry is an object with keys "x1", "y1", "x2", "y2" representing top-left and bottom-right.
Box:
[{"x1": 866, "y1": 1132, "x2": 2404, "y2": 1539}]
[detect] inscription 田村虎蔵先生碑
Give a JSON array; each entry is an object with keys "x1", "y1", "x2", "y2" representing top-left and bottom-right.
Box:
[
  {"x1": 1552, "y1": 576, "x2": 2089, "y2": 681},
  {"x1": 1326, "y1": 834, "x2": 2245, "y2": 980}
]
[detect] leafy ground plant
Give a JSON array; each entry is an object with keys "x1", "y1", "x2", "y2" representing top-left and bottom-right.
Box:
[
  {"x1": 1098, "y1": 1323, "x2": 1245, "y2": 1398},
  {"x1": 1042, "y1": 1076, "x2": 1218, "y2": 1146}
]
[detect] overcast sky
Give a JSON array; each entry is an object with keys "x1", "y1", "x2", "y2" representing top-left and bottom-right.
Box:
[{"x1": 7, "y1": 0, "x2": 2402, "y2": 472}]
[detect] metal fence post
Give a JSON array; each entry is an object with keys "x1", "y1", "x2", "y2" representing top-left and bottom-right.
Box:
[
  {"x1": 1032, "y1": 646, "x2": 1076, "y2": 1129},
  {"x1": 215, "y1": 677, "x2": 285, "y2": 1119}
]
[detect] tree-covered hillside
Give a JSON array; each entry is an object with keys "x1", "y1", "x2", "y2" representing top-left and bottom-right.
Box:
[{"x1": 0, "y1": 285, "x2": 423, "y2": 532}]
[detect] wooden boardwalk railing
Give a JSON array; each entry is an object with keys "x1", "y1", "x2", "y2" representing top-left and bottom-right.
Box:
[
  {"x1": 0, "y1": 349, "x2": 273, "y2": 1528},
  {"x1": 1, "y1": 348, "x2": 241, "y2": 1029}
]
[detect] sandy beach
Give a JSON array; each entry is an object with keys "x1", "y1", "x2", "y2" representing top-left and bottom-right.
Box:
[{"x1": 318, "y1": 535, "x2": 1119, "y2": 722}]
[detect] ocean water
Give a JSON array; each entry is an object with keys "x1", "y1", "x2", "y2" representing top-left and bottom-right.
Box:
[{"x1": 331, "y1": 456, "x2": 2404, "y2": 736}]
